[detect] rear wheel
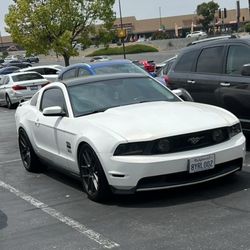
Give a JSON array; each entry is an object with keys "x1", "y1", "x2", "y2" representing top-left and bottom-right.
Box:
[
  {"x1": 18, "y1": 129, "x2": 42, "y2": 172},
  {"x1": 78, "y1": 144, "x2": 111, "y2": 202},
  {"x1": 5, "y1": 95, "x2": 13, "y2": 109}
]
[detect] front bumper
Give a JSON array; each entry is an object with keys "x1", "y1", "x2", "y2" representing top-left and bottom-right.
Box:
[{"x1": 99, "y1": 133, "x2": 246, "y2": 194}]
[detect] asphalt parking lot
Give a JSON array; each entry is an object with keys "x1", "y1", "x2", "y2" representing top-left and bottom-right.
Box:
[{"x1": 1, "y1": 107, "x2": 250, "y2": 250}]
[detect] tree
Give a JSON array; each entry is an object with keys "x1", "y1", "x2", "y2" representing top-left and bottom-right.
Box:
[
  {"x1": 196, "y1": 1, "x2": 219, "y2": 33},
  {"x1": 5, "y1": 0, "x2": 115, "y2": 66}
]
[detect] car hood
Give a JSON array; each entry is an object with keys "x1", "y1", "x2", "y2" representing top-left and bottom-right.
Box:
[{"x1": 82, "y1": 101, "x2": 238, "y2": 141}]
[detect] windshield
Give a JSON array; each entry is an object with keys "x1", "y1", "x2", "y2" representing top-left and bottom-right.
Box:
[
  {"x1": 68, "y1": 76, "x2": 179, "y2": 117},
  {"x1": 93, "y1": 63, "x2": 146, "y2": 75}
]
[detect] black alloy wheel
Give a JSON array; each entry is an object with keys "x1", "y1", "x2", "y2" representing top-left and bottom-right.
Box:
[
  {"x1": 5, "y1": 95, "x2": 13, "y2": 109},
  {"x1": 78, "y1": 144, "x2": 110, "y2": 202},
  {"x1": 18, "y1": 129, "x2": 41, "y2": 172}
]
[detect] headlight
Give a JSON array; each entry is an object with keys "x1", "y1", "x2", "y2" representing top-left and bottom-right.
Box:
[
  {"x1": 229, "y1": 123, "x2": 242, "y2": 138},
  {"x1": 114, "y1": 142, "x2": 147, "y2": 156}
]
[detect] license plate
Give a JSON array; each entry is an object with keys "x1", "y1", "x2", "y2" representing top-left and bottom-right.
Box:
[
  {"x1": 189, "y1": 154, "x2": 215, "y2": 173},
  {"x1": 29, "y1": 86, "x2": 38, "y2": 90}
]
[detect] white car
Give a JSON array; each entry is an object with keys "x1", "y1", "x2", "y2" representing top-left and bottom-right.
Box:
[
  {"x1": 0, "y1": 71, "x2": 49, "y2": 108},
  {"x1": 18, "y1": 65, "x2": 64, "y2": 82},
  {"x1": 4, "y1": 55, "x2": 19, "y2": 63},
  {"x1": 186, "y1": 31, "x2": 207, "y2": 38},
  {"x1": 15, "y1": 74, "x2": 246, "y2": 202}
]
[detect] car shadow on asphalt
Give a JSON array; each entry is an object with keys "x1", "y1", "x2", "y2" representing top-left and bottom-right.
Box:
[{"x1": 43, "y1": 165, "x2": 250, "y2": 208}]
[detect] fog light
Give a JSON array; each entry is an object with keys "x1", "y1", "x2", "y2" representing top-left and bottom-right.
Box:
[
  {"x1": 156, "y1": 139, "x2": 170, "y2": 153},
  {"x1": 212, "y1": 129, "x2": 224, "y2": 143}
]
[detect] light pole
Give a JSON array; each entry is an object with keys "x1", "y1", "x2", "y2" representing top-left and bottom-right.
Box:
[
  {"x1": 159, "y1": 7, "x2": 162, "y2": 30},
  {"x1": 118, "y1": 0, "x2": 126, "y2": 59}
]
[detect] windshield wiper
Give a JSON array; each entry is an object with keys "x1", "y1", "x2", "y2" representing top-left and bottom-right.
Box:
[{"x1": 81, "y1": 108, "x2": 108, "y2": 116}]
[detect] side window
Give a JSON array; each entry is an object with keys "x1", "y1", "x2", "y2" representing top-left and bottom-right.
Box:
[
  {"x1": 40, "y1": 88, "x2": 67, "y2": 113},
  {"x1": 30, "y1": 92, "x2": 39, "y2": 106},
  {"x1": 174, "y1": 51, "x2": 197, "y2": 72},
  {"x1": 78, "y1": 68, "x2": 91, "y2": 77},
  {"x1": 3, "y1": 76, "x2": 10, "y2": 85},
  {"x1": 196, "y1": 46, "x2": 224, "y2": 74},
  {"x1": 44, "y1": 68, "x2": 58, "y2": 75},
  {"x1": 62, "y1": 68, "x2": 77, "y2": 80},
  {"x1": 226, "y1": 45, "x2": 250, "y2": 75},
  {"x1": 32, "y1": 68, "x2": 44, "y2": 74}
]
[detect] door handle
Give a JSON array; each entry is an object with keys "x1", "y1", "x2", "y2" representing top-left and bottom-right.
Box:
[
  {"x1": 187, "y1": 80, "x2": 196, "y2": 84},
  {"x1": 35, "y1": 119, "x2": 40, "y2": 127},
  {"x1": 220, "y1": 82, "x2": 231, "y2": 87}
]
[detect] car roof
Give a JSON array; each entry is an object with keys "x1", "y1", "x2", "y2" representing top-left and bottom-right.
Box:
[
  {"x1": 20, "y1": 64, "x2": 62, "y2": 71},
  {"x1": 181, "y1": 36, "x2": 250, "y2": 53},
  {"x1": 62, "y1": 73, "x2": 149, "y2": 87},
  {"x1": 62, "y1": 59, "x2": 132, "y2": 70}
]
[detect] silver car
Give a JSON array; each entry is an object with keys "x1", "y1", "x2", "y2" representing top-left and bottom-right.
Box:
[{"x1": 0, "y1": 72, "x2": 49, "y2": 108}]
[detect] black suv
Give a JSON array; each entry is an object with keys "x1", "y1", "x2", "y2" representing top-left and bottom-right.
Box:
[{"x1": 168, "y1": 36, "x2": 250, "y2": 134}]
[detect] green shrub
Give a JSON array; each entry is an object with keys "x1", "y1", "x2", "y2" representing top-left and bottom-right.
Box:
[
  {"x1": 87, "y1": 44, "x2": 158, "y2": 57},
  {"x1": 2, "y1": 51, "x2": 9, "y2": 58},
  {"x1": 245, "y1": 23, "x2": 250, "y2": 33}
]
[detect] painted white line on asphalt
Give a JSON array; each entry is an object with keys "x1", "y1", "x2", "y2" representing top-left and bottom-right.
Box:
[
  {"x1": 0, "y1": 180, "x2": 120, "y2": 249},
  {"x1": 0, "y1": 159, "x2": 21, "y2": 165}
]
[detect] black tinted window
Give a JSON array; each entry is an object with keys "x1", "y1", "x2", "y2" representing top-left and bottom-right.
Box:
[
  {"x1": 30, "y1": 92, "x2": 39, "y2": 106},
  {"x1": 44, "y1": 68, "x2": 58, "y2": 75},
  {"x1": 226, "y1": 45, "x2": 250, "y2": 75},
  {"x1": 174, "y1": 51, "x2": 196, "y2": 72},
  {"x1": 40, "y1": 88, "x2": 66, "y2": 111},
  {"x1": 31, "y1": 68, "x2": 45, "y2": 74},
  {"x1": 196, "y1": 46, "x2": 224, "y2": 73},
  {"x1": 12, "y1": 73, "x2": 44, "y2": 82}
]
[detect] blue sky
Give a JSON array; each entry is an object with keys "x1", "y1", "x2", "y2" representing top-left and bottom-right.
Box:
[{"x1": 1, "y1": 0, "x2": 249, "y2": 36}]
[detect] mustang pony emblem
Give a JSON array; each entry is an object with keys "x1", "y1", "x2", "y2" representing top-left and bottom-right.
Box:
[{"x1": 188, "y1": 136, "x2": 204, "y2": 145}]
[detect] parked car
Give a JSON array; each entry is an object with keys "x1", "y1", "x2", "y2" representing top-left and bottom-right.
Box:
[
  {"x1": 0, "y1": 66, "x2": 20, "y2": 81},
  {"x1": 90, "y1": 56, "x2": 112, "y2": 62},
  {"x1": 22, "y1": 54, "x2": 40, "y2": 63},
  {"x1": 156, "y1": 56, "x2": 177, "y2": 85},
  {"x1": 15, "y1": 73, "x2": 245, "y2": 202},
  {"x1": 0, "y1": 72, "x2": 49, "y2": 108},
  {"x1": 2, "y1": 60, "x2": 32, "y2": 69},
  {"x1": 4, "y1": 55, "x2": 19, "y2": 63},
  {"x1": 134, "y1": 60, "x2": 156, "y2": 73},
  {"x1": 167, "y1": 35, "x2": 250, "y2": 135},
  {"x1": 186, "y1": 31, "x2": 207, "y2": 38},
  {"x1": 155, "y1": 56, "x2": 177, "y2": 72},
  {"x1": 57, "y1": 59, "x2": 148, "y2": 81},
  {"x1": 18, "y1": 65, "x2": 64, "y2": 82}
]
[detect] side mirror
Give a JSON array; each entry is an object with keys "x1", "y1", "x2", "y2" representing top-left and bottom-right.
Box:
[
  {"x1": 241, "y1": 64, "x2": 250, "y2": 76},
  {"x1": 43, "y1": 106, "x2": 66, "y2": 116},
  {"x1": 172, "y1": 88, "x2": 194, "y2": 102}
]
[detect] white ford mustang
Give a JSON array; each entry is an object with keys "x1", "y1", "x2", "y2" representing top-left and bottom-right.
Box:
[{"x1": 15, "y1": 73, "x2": 246, "y2": 201}]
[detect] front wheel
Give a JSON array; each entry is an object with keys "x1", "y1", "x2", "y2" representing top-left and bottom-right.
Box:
[
  {"x1": 78, "y1": 144, "x2": 111, "y2": 202},
  {"x1": 18, "y1": 129, "x2": 42, "y2": 172}
]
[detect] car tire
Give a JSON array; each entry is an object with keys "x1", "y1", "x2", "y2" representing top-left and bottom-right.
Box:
[
  {"x1": 5, "y1": 95, "x2": 13, "y2": 109},
  {"x1": 18, "y1": 128, "x2": 43, "y2": 172},
  {"x1": 78, "y1": 143, "x2": 111, "y2": 202}
]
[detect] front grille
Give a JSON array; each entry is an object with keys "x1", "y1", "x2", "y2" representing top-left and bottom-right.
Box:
[
  {"x1": 136, "y1": 158, "x2": 243, "y2": 191},
  {"x1": 151, "y1": 127, "x2": 229, "y2": 154}
]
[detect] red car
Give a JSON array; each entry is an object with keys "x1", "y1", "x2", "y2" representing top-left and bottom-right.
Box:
[{"x1": 133, "y1": 60, "x2": 155, "y2": 73}]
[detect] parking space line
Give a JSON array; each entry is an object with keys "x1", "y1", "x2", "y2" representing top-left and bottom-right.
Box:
[
  {"x1": 0, "y1": 180, "x2": 120, "y2": 249},
  {"x1": 0, "y1": 159, "x2": 21, "y2": 165}
]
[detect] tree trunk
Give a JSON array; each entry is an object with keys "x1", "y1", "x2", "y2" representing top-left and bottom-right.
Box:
[{"x1": 63, "y1": 54, "x2": 70, "y2": 66}]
